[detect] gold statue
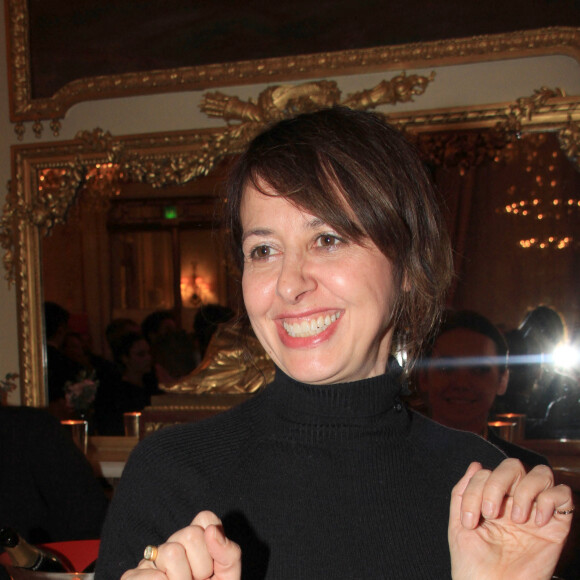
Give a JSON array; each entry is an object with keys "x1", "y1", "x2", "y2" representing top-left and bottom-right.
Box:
[{"x1": 159, "y1": 322, "x2": 275, "y2": 395}]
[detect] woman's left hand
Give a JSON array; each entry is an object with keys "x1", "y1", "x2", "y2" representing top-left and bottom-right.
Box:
[
  {"x1": 121, "y1": 511, "x2": 241, "y2": 580},
  {"x1": 449, "y1": 458, "x2": 573, "y2": 580}
]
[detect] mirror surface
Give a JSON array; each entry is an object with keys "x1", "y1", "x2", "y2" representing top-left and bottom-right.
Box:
[{"x1": 41, "y1": 171, "x2": 234, "y2": 358}]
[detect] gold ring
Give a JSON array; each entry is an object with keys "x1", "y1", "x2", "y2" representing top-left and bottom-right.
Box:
[
  {"x1": 554, "y1": 506, "x2": 575, "y2": 515},
  {"x1": 143, "y1": 545, "x2": 159, "y2": 562}
]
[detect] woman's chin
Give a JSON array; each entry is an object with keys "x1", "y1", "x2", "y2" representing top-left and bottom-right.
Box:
[
  {"x1": 275, "y1": 358, "x2": 334, "y2": 384},
  {"x1": 275, "y1": 355, "x2": 365, "y2": 385}
]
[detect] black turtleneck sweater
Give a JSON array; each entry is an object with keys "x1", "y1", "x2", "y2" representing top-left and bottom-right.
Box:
[{"x1": 96, "y1": 370, "x2": 505, "y2": 579}]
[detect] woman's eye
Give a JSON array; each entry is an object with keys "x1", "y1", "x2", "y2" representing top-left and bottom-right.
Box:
[
  {"x1": 316, "y1": 234, "x2": 342, "y2": 248},
  {"x1": 249, "y1": 245, "x2": 273, "y2": 260}
]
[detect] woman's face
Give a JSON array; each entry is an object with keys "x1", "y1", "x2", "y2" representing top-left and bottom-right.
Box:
[{"x1": 240, "y1": 182, "x2": 398, "y2": 385}]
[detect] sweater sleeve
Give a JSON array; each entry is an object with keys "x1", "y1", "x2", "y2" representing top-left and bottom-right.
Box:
[
  {"x1": 96, "y1": 395, "x2": 262, "y2": 580},
  {"x1": 95, "y1": 411, "x2": 249, "y2": 580},
  {"x1": 95, "y1": 433, "x2": 187, "y2": 579}
]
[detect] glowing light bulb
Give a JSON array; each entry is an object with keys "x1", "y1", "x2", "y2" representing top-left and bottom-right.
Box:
[{"x1": 552, "y1": 344, "x2": 580, "y2": 370}]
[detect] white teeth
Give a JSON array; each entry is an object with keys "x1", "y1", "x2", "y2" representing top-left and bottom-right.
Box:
[{"x1": 283, "y1": 312, "x2": 340, "y2": 338}]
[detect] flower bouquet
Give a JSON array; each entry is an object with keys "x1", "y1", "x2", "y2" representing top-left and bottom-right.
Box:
[{"x1": 64, "y1": 370, "x2": 99, "y2": 419}]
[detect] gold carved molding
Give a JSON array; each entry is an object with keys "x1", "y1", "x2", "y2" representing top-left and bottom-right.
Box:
[
  {"x1": 401, "y1": 88, "x2": 580, "y2": 173},
  {"x1": 558, "y1": 117, "x2": 580, "y2": 171},
  {"x1": 5, "y1": 0, "x2": 580, "y2": 126},
  {"x1": 2, "y1": 78, "x2": 580, "y2": 406}
]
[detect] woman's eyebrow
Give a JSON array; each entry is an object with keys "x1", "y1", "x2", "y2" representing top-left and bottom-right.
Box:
[
  {"x1": 242, "y1": 218, "x2": 328, "y2": 243},
  {"x1": 306, "y1": 217, "x2": 327, "y2": 230},
  {"x1": 241, "y1": 228, "x2": 273, "y2": 244}
]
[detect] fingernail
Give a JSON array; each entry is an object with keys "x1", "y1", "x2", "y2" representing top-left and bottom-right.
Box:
[
  {"x1": 214, "y1": 525, "x2": 226, "y2": 545},
  {"x1": 512, "y1": 504, "x2": 522, "y2": 522},
  {"x1": 482, "y1": 500, "x2": 493, "y2": 518},
  {"x1": 535, "y1": 509, "x2": 545, "y2": 526},
  {"x1": 461, "y1": 511, "x2": 475, "y2": 528}
]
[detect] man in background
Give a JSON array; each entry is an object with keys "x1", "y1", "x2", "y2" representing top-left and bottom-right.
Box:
[{"x1": 419, "y1": 309, "x2": 548, "y2": 470}]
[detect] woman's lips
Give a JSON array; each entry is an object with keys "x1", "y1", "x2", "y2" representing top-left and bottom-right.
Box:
[
  {"x1": 275, "y1": 310, "x2": 342, "y2": 347},
  {"x1": 282, "y1": 312, "x2": 341, "y2": 338}
]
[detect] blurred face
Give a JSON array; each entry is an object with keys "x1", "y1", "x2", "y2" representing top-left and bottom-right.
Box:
[
  {"x1": 240, "y1": 182, "x2": 398, "y2": 385},
  {"x1": 421, "y1": 328, "x2": 508, "y2": 433},
  {"x1": 123, "y1": 339, "x2": 152, "y2": 376}
]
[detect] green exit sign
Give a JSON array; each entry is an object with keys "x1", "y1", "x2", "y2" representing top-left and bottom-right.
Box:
[{"x1": 164, "y1": 205, "x2": 178, "y2": 219}]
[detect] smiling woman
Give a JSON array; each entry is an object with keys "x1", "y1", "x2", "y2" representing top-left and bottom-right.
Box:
[
  {"x1": 239, "y1": 184, "x2": 398, "y2": 384},
  {"x1": 225, "y1": 108, "x2": 453, "y2": 369},
  {"x1": 97, "y1": 108, "x2": 574, "y2": 580}
]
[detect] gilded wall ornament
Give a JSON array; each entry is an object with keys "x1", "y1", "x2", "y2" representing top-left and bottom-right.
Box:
[
  {"x1": 407, "y1": 87, "x2": 579, "y2": 172},
  {"x1": 558, "y1": 117, "x2": 580, "y2": 171},
  {"x1": 160, "y1": 323, "x2": 275, "y2": 395},
  {"x1": 200, "y1": 74, "x2": 435, "y2": 150},
  {"x1": 495, "y1": 87, "x2": 566, "y2": 136}
]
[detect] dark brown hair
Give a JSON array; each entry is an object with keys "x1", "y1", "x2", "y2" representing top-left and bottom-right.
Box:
[{"x1": 225, "y1": 106, "x2": 453, "y2": 364}]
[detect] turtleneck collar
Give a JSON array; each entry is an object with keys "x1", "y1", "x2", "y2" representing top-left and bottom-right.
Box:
[{"x1": 262, "y1": 361, "x2": 406, "y2": 427}]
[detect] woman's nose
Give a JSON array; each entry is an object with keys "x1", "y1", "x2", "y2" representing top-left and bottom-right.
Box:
[{"x1": 276, "y1": 253, "x2": 317, "y2": 303}]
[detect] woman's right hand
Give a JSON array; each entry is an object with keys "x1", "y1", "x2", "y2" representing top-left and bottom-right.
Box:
[{"x1": 121, "y1": 511, "x2": 241, "y2": 580}]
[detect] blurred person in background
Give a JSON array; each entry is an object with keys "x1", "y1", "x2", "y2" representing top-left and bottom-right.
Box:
[{"x1": 419, "y1": 309, "x2": 549, "y2": 470}]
